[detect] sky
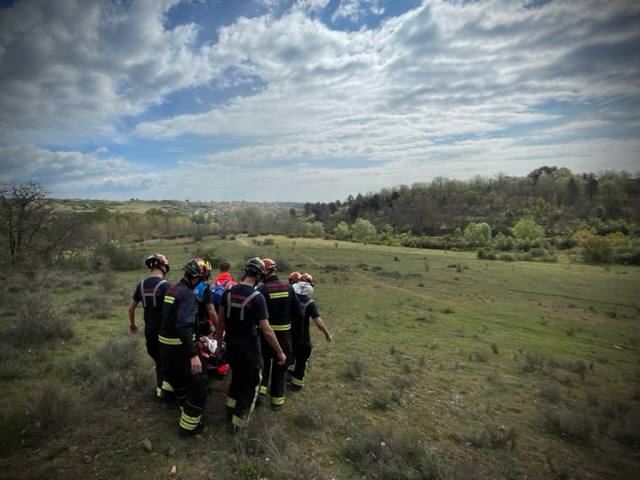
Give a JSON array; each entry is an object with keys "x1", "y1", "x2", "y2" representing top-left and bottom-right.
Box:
[{"x1": 0, "y1": 0, "x2": 639, "y2": 202}]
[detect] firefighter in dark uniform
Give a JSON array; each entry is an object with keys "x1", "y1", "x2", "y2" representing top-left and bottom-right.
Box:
[
  {"x1": 216, "y1": 257, "x2": 286, "y2": 431},
  {"x1": 159, "y1": 257, "x2": 209, "y2": 436},
  {"x1": 127, "y1": 254, "x2": 171, "y2": 400},
  {"x1": 290, "y1": 272, "x2": 332, "y2": 390},
  {"x1": 193, "y1": 262, "x2": 219, "y2": 338},
  {"x1": 257, "y1": 258, "x2": 300, "y2": 410}
]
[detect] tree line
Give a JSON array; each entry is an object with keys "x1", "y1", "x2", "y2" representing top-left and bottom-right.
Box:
[{"x1": 1, "y1": 167, "x2": 638, "y2": 269}]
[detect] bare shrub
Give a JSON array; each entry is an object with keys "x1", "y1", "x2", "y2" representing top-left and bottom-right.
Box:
[
  {"x1": 541, "y1": 406, "x2": 596, "y2": 446},
  {"x1": 25, "y1": 382, "x2": 77, "y2": 435},
  {"x1": 458, "y1": 423, "x2": 517, "y2": 450},
  {"x1": 342, "y1": 426, "x2": 450, "y2": 480},
  {"x1": 10, "y1": 292, "x2": 73, "y2": 344},
  {"x1": 342, "y1": 355, "x2": 367, "y2": 382}
]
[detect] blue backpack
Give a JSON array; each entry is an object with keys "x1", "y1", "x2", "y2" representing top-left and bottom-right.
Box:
[{"x1": 212, "y1": 279, "x2": 233, "y2": 307}]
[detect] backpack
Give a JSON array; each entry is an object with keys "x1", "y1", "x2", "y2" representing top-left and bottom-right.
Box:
[
  {"x1": 299, "y1": 298, "x2": 315, "y2": 319},
  {"x1": 139, "y1": 278, "x2": 168, "y2": 309},
  {"x1": 212, "y1": 279, "x2": 234, "y2": 307}
]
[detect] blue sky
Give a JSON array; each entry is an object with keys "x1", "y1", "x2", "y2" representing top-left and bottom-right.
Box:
[{"x1": 0, "y1": 0, "x2": 638, "y2": 201}]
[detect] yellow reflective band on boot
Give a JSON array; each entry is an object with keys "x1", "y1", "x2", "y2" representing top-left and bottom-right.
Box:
[
  {"x1": 232, "y1": 414, "x2": 249, "y2": 428},
  {"x1": 287, "y1": 363, "x2": 295, "y2": 372},
  {"x1": 271, "y1": 396, "x2": 285, "y2": 406},
  {"x1": 156, "y1": 387, "x2": 162, "y2": 397},
  {"x1": 164, "y1": 295, "x2": 175, "y2": 304},
  {"x1": 271, "y1": 324, "x2": 291, "y2": 331},
  {"x1": 225, "y1": 397, "x2": 237, "y2": 408},
  {"x1": 269, "y1": 292, "x2": 289, "y2": 299},
  {"x1": 159, "y1": 336, "x2": 181, "y2": 345},
  {"x1": 259, "y1": 385, "x2": 268, "y2": 395},
  {"x1": 179, "y1": 408, "x2": 201, "y2": 430},
  {"x1": 291, "y1": 377, "x2": 304, "y2": 387},
  {"x1": 161, "y1": 381, "x2": 174, "y2": 392}
]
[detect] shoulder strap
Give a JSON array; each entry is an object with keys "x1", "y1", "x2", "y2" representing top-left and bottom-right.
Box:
[
  {"x1": 141, "y1": 279, "x2": 168, "y2": 308},
  {"x1": 300, "y1": 298, "x2": 314, "y2": 317},
  {"x1": 151, "y1": 280, "x2": 168, "y2": 307},
  {"x1": 228, "y1": 290, "x2": 261, "y2": 322}
]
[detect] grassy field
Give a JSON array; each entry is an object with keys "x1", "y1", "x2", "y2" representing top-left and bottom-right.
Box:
[{"x1": 1, "y1": 235, "x2": 639, "y2": 479}]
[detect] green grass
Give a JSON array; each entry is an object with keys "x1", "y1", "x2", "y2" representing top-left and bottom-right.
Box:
[{"x1": 1, "y1": 234, "x2": 639, "y2": 479}]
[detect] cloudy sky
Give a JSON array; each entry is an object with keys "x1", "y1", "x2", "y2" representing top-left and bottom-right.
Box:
[{"x1": 0, "y1": 0, "x2": 638, "y2": 201}]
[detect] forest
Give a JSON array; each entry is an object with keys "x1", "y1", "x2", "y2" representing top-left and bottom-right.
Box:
[{"x1": 1, "y1": 166, "x2": 639, "y2": 270}]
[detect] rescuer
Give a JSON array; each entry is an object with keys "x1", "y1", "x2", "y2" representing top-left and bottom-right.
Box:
[
  {"x1": 127, "y1": 254, "x2": 172, "y2": 400},
  {"x1": 290, "y1": 272, "x2": 332, "y2": 390},
  {"x1": 257, "y1": 258, "x2": 300, "y2": 410},
  {"x1": 216, "y1": 257, "x2": 286, "y2": 431},
  {"x1": 158, "y1": 257, "x2": 209, "y2": 436}
]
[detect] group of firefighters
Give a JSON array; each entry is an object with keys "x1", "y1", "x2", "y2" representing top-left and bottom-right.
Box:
[{"x1": 127, "y1": 253, "x2": 332, "y2": 436}]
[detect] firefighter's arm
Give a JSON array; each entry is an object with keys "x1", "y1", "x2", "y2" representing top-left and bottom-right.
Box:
[
  {"x1": 127, "y1": 299, "x2": 139, "y2": 335},
  {"x1": 312, "y1": 316, "x2": 332, "y2": 342},
  {"x1": 215, "y1": 306, "x2": 226, "y2": 347},
  {"x1": 259, "y1": 319, "x2": 286, "y2": 365},
  {"x1": 206, "y1": 302, "x2": 218, "y2": 331},
  {"x1": 176, "y1": 292, "x2": 199, "y2": 359}
]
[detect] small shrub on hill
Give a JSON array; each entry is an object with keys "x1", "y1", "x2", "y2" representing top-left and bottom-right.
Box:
[
  {"x1": 93, "y1": 242, "x2": 140, "y2": 271},
  {"x1": 581, "y1": 236, "x2": 613, "y2": 263},
  {"x1": 10, "y1": 292, "x2": 73, "y2": 344},
  {"x1": 25, "y1": 382, "x2": 77, "y2": 436},
  {"x1": 459, "y1": 423, "x2": 517, "y2": 450},
  {"x1": 342, "y1": 355, "x2": 367, "y2": 383},
  {"x1": 541, "y1": 406, "x2": 596, "y2": 446},
  {"x1": 342, "y1": 426, "x2": 450, "y2": 480}
]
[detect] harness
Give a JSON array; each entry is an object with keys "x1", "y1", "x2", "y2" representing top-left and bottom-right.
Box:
[
  {"x1": 300, "y1": 298, "x2": 315, "y2": 318},
  {"x1": 139, "y1": 279, "x2": 168, "y2": 308},
  {"x1": 226, "y1": 290, "x2": 261, "y2": 322}
]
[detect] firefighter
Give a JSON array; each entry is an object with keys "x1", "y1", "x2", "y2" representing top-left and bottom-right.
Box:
[
  {"x1": 193, "y1": 261, "x2": 219, "y2": 337},
  {"x1": 290, "y1": 272, "x2": 332, "y2": 390},
  {"x1": 127, "y1": 254, "x2": 171, "y2": 400},
  {"x1": 216, "y1": 257, "x2": 286, "y2": 432},
  {"x1": 257, "y1": 258, "x2": 300, "y2": 410},
  {"x1": 158, "y1": 258, "x2": 209, "y2": 436}
]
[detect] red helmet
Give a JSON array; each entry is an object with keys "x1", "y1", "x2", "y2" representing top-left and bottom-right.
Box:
[
  {"x1": 300, "y1": 273, "x2": 314, "y2": 285},
  {"x1": 262, "y1": 258, "x2": 277, "y2": 274},
  {"x1": 145, "y1": 254, "x2": 170, "y2": 273},
  {"x1": 288, "y1": 271, "x2": 302, "y2": 284}
]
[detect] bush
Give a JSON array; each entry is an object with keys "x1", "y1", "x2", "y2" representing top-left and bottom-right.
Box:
[
  {"x1": 25, "y1": 383, "x2": 76, "y2": 435},
  {"x1": 342, "y1": 355, "x2": 367, "y2": 382},
  {"x1": 192, "y1": 245, "x2": 223, "y2": 268},
  {"x1": 460, "y1": 423, "x2": 517, "y2": 450},
  {"x1": 609, "y1": 416, "x2": 640, "y2": 448},
  {"x1": 477, "y1": 248, "x2": 496, "y2": 260},
  {"x1": 498, "y1": 253, "x2": 515, "y2": 262},
  {"x1": 542, "y1": 406, "x2": 596, "y2": 446},
  {"x1": 581, "y1": 236, "x2": 613, "y2": 263},
  {"x1": 10, "y1": 292, "x2": 73, "y2": 344},
  {"x1": 342, "y1": 426, "x2": 449, "y2": 480},
  {"x1": 92, "y1": 242, "x2": 141, "y2": 271}
]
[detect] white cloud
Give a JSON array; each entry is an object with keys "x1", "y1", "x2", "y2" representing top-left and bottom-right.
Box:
[
  {"x1": 332, "y1": 0, "x2": 384, "y2": 22},
  {"x1": 0, "y1": 0, "x2": 219, "y2": 144},
  {"x1": 2, "y1": 0, "x2": 639, "y2": 201},
  {"x1": 0, "y1": 144, "x2": 159, "y2": 195},
  {"x1": 135, "y1": 1, "x2": 639, "y2": 170}
]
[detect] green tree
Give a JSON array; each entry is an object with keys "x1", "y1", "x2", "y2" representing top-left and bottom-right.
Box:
[
  {"x1": 463, "y1": 222, "x2": 492, "y2": 247},
  {"x1": 512, "y1": 219, "x2": 544, "y2": 242},
  {"x1": 302, "y1": 221, "x2": 325, "y2": 238},
  {"x1": 334, "y1": 221, "x2": 351, "y2": 240},
  {"x1": 351, "y1": 218, "x2": 377, "y2": 242},
  {"x1": 0, "y1": 182, "x2": 54, "y2": 264}
]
